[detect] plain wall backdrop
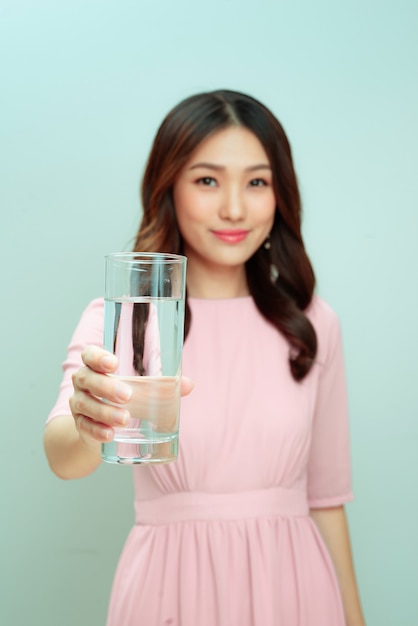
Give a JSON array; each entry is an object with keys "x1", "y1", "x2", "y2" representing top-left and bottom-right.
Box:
[{"x1": 1, "y1": 1, "x2": 417, "y2": 624}]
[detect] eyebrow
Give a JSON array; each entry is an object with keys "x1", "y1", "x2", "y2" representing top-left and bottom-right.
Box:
[{"x1": 188, "y1": 162, "x2": 271, "y2": 172}]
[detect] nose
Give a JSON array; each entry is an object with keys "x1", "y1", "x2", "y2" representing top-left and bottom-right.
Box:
[{"x1": 218, "y1": 185, "x2": 246, "y2": 222}]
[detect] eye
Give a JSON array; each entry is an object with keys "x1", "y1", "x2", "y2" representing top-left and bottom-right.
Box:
[
  {"x1": 249, "y1": 178, "x2": 269, "y2": 187},
  {"x1": 196, "y1": 176, "x2": 217, "y2": 187}
]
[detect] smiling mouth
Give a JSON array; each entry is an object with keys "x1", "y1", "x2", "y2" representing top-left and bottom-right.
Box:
[{"x1": 211, "y1": 229, "x2": 250, "y2": 243}]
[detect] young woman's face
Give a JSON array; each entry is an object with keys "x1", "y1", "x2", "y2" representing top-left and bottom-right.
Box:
[{"x1": 173, "y1": 126, "x2": 276, "y2": 277}]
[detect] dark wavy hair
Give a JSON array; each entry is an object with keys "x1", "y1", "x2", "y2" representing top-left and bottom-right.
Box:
[{"x1": 133, "y1": 89, "x2": 317, "y2": 380}]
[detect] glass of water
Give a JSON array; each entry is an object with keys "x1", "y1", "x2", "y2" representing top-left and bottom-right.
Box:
[{"x1": 102, "y1": 252, "x2": 187, "y2": 464}]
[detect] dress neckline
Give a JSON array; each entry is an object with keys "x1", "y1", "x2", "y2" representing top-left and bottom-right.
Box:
[{"x1": 188, "y1": 295, "x2": 253, "y2": 303}]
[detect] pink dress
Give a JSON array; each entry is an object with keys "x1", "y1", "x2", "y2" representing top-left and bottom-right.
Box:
[{"x1": 47, "y1": 295, "x2": 353, "y2": 626}]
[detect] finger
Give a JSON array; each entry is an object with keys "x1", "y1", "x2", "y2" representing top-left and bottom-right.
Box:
[
  {"x1": 180, "y1": 376, "x2": 194, "y2": 397},
  {"x1": 73, "y1": 368, "x2": 132, "y2": 405},
  {"x1": 81, "y1": 345, "x2": 118, "y2": 374},
  {"x1": 75, "y1": 414, "x2": 115, "y2": 443},
  {"x1": 70, "y1": 391, "x2": 130, "y2": 428}
]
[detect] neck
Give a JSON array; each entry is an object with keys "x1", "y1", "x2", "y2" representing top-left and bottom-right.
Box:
[{"x1": 185, "y1": 261, "x2": 249, "y2": 299}]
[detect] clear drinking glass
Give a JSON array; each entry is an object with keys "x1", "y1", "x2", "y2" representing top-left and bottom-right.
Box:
[{"x1": 101, "y1": 252, "x2": 187, "y2": 464}]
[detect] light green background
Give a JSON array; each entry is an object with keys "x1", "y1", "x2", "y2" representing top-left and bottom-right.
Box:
[{"x1": 1, "y1": 1, "x2": 417, "y2": 624}]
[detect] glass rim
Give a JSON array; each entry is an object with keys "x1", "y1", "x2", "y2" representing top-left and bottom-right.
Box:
[{"x1": 105, "y1": 252, "x2": 187, "y2": 265}]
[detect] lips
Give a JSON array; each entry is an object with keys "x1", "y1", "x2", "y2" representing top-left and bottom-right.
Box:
[{"x1": 211, "y1": 229, "x2": 250, "y2": 243}]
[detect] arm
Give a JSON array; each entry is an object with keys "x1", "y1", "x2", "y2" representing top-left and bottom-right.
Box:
[
  {"x1": 307, "y1": 304, "x2": 364, "y2": 622},
  {"x1": 43, "y1": 347, "x2": 132, "y2": 480},
  {"x1": 43, "y1": 414, "x2": 102, "y2": 480},
  {"x1": 44, "y1": 345, "x2": 195, "y2": 480},
  {"x1": 310, "y1": 506, "x2": 366, "y2": 626}
]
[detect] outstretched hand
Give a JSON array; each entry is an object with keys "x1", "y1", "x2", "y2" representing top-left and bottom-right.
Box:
[{"x1": 70, "y1": 345, "x2": 194, "y2": 445}]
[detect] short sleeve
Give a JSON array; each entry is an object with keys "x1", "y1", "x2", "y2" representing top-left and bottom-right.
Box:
[
  {"x1": 46, "y1": 298, "x2": 104, "y2": 424},
  {"x1": 307, "y1": 302, "x2": 354, "y2": 508}
]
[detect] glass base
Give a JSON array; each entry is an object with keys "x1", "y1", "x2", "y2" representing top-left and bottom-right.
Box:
[{"x1": 101, "y1": 434, "x2": 178, "y2": 465}]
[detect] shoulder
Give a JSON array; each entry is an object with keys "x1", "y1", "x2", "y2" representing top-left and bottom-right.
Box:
[
  {"x1": 305, "y1": 295, "x2": 343, "y2": 363},
  {"x1": 80, "y1": 297, "x2": 104, "y2": 318},
  {"x1": 306, "y1": 294, "x2": 340, "y2": 329},
  {"x1": 69, "y1": 298, "x2": 105, "y2": 345}
]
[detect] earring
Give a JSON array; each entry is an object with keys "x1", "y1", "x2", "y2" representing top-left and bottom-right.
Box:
[
  {"x1": 270, "y1": 264, "x2": 279, "y2": 282},
  {"x1": 263, "y1": 234, "x2": 279, "y2": 282}
]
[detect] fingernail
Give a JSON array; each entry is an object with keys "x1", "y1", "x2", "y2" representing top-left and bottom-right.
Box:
[
  {"x1": 102, "y1": 355, "x2": 117, "y2": 370},
  {"x1": 113, "y1": 410, "x2": 130, "y2": 426},
  {"x1": 115, "y1": 383, "x2": 132, "y2": 402},
  {"x1": 101, "y1": 428, "x2": 113, "y2": 440}
]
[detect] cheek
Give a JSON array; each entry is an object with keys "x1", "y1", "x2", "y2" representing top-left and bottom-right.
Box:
[
  {"x1": 174, "y1": 183, "x2": 199, "y2": 215},
  {"x1": 173, "y1": 187, "x2": 192, "y2": 232},
  {"x1": 175, "y1": 205, "x2": 203, "y2": 231},
  {"x1": 173, "y1": 194, "x2": 205, "y2": 244},
  {"x1": 174, "y1": 190, "x2": 212, "y2": 228},
  {"x1": 172, "y1": 184, "x2": 187, "y2": 216},
  {"x1": 253, "y1": 193, "x2": 276, "y2": 228}
]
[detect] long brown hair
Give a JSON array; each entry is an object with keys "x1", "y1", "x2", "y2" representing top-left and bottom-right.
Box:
[{"x1": 134, "y1": 89, "x2": 317, "y2": 380}]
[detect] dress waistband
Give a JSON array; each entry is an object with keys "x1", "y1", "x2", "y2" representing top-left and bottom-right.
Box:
[{"x1": 135, "y1": 487, "x2": 308, "y2": 524}]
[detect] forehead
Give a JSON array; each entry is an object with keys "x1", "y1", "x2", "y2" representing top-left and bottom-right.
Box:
[{"x1": 187, "y1": 126, "x2": 270, "y2": 166}]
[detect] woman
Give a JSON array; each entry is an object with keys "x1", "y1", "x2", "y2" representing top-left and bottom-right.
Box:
[{"x1": 44, "y1": 90, "x2": 365, "y2": 625}]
